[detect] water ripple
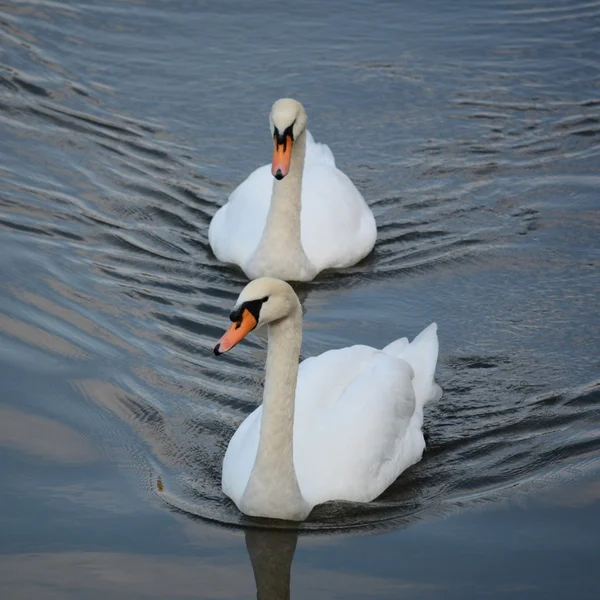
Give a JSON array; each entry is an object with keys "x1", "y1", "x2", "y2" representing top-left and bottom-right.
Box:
[{"x1": 0, "y1": 0, "x2": 598, "y2": 535}]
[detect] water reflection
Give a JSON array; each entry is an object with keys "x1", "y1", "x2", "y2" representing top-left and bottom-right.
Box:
[
  {"x1": 246, "y1": 527, "x2": 298, "y2": 600},
  {"x1": 0, "y1": 406, "x2": 96, "y2": 465}
]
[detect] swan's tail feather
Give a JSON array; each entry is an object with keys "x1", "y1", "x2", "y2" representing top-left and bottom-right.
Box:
[{"x1": 397, "y1": 323, "x2": 441, "y2": 408}]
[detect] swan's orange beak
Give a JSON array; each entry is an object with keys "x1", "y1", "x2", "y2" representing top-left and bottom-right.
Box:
[
  {"x1": 272, "y1": 134, "x2": 293, "y2": 180},
  {"x1": 213, "y1": 309, "x2": 257, "y2": 355}
]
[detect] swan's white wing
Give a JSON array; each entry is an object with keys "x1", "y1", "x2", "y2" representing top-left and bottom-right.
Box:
[
  {"x1": 299, "y1": 165, "x2": 376, "y2": 271},
  {"x1": 382, "y1": 337, "x2": 409, "y2": 355},
  {"x1": 208, "y1": 165, "x2": 272, "y2": 267},
  {"x1": 300, "y1": 130, "x2": 376, "y2": 269},
  {"x1": 293, "y1": 346, "x2": 422, "y2": 507},
  {"x1": 222, "y1": 406, "x2": 262, "y2": 507},
  {"x1": 396, "y1": 323, "x2": 442, "y2": 406}
]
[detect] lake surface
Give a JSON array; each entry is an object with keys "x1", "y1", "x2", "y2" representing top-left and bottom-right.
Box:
[{"x1": 1, "y1": 0, "x2": 599, "y2": 598}]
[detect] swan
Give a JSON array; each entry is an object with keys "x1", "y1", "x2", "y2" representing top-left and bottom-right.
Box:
[
  {"x1": 213, "y1": 278, "x2": 442, "y2": 521},
  {"x1": 208, "y1": 98, "x2": 377, "y2": 282}
]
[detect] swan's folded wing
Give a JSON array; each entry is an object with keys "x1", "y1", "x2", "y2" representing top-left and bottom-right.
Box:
[
  {"x1": 397, "y1": 323, "x2": 441, "y2": 407},
  {"x1": 221, "y1": 407, "x2": 262, "y2": 506},
  {"x1": 299, "y1": 165, "x2": 376, "y2": 271},
  {"x1": 295, "y1": 345, "x2": 378, "y2": 412},
  {"x1": 294, "y1": 349, "x2": 421, "y2": 506},
  {"x1": 208, "y1": 165, "x2": 272, "y2": 266}
]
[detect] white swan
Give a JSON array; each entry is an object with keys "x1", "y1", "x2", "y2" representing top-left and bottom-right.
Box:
[
  {"x1": 208, "y1": 99, "x2": 377, "y2": 282},
  {"x1": 213, "y1": 278, "x2": 442, "y2": 521}
]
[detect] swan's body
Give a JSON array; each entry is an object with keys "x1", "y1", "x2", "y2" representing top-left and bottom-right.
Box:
[
  {"x1": 214, "y1": 278, "x2": 442, "y2": 521},
  {"x1": 208, "y1": 100, "x2": 376, "y2": 282}
]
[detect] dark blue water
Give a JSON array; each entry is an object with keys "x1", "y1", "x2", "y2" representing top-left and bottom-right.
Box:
[{"x1": 1, "y1": 0, "x2": 599, "y2": 598}]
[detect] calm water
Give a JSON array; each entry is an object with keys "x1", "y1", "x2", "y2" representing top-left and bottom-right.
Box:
[{"x1": 1, "y1": 0, "x2": 599, "y2": 597}]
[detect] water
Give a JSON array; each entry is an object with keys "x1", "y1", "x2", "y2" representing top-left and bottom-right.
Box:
[{"x1": 1, "y1": 0, "x2": 599, "y2": 597}]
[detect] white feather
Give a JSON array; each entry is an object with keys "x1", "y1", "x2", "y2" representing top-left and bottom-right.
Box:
[
  {"x1": 222, "y1": 323, "x2": 441, "y2": 513},
  {"x1": 209, "y1": 128, "x2": 376, "y2": 279}
]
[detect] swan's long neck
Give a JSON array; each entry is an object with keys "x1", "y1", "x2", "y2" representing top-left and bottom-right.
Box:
[
  {"x1": 240, "y1": 306, "x2": 309, "y2": 520},
  {"x1": 246, "y1": 131, "x2": 315, "y2": 281},
  {"x1": 263, "y1": 130, "x2": 306, "y2": 250}
]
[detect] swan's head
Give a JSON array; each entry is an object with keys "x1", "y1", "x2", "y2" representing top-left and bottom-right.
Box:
[
  {"x1": 269, "y1": 98, "x2": 307, "y2": 180},
  {"x1": 213, "y1": 278, "x2": 300, "y2": 355}
]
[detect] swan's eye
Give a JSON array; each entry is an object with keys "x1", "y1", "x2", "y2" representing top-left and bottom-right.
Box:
[
  {"x1": 229, "y1": 306, "x2": 243, "y2": 323},
  {"x1": 283, "y1": 123, "x2": 295, "y2": 141},
  {"x1": 273, "y1": 123, "x2": 295, "y2": 145},
  {"x1": 238, "y1": 296, "x2": 270, "y2": 323}
]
